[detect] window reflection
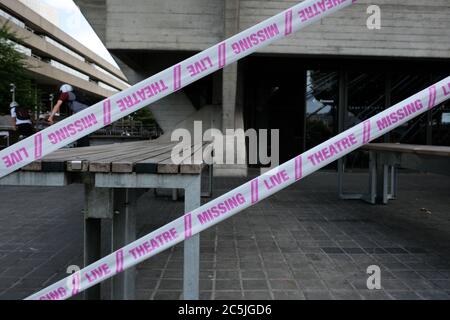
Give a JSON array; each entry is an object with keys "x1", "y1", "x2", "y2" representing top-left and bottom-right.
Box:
[{"x1": 306, "y1": 71, "x2": 338, "y2": 150}]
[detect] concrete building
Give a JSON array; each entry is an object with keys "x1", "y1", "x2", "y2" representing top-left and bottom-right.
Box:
[
  {"x1": 17, "y1": 0, "x2": 60, "y2": 27},
  {"x1": 75, "y1": 0, "x2": 450, "y2": 175},
  {"x1": 0, "y1": 0, "x2": 129, "y2": 107}
]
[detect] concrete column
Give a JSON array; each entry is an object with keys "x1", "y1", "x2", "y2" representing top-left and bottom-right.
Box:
[
  {"x1": 183, "y1": 176, "x2": 202, "y2": 300},
  {"x1": 76, "y1": 0, "x2": 107, "y2": 43},
  {"x1": 222, "y1": 0, "x2": 240, "y2": 131},
  {"x1": 223, "y1": 65, "x2": 238, "y2": 130},
  {"x1": 83, "y1": 181, "x2": 113, "y2": 300},
  {"x1": 111, "y1": 188, "x2": 140, "y2": 300}
]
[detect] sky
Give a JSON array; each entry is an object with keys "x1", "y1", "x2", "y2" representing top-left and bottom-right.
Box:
[{"x1": 21, "y1": 0, "x2": 118, "y2": 68}]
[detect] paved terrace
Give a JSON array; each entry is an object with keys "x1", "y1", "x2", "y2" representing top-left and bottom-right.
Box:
[{"x1": 0, "y1": 171, "x2": 449, "y2": 300}]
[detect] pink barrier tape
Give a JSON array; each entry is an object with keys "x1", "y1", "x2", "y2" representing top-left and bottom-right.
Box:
[
  {"x1": 103, "y1": 100, "x2": 112, "y2": 126},
  {"x1": 20, "y1": 0, "x2": 362, "y2": 300},
  {"x1": 26, "y1": 75, "x2": 450, "y2": 300},
  {"x1": 184, "y1": 214, "x2": 193, "y2": 239},
  {"x1": 0, "y1": 0, "x2": 357, "y2": 179}
]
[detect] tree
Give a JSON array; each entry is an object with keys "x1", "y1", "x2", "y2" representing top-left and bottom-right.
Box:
[
  {"x1": 0, "y1": 22, "x2": 38, "y2": 115},
  {"x1": 132, "y1": 107, "x2": 157, "y2": 126}
]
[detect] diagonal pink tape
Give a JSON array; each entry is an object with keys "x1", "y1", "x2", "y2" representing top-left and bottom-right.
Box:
[{"x1": 0, "y1": 0, "x2": 358, "y2": 179}]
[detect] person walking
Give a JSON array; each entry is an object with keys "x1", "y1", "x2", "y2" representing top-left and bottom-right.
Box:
[
  {"x1": 10, "y1": 102, "x2": 34, "y2": 139},
  {"x1": 48, "y1": 84, "x2": 90, "y2": 147}
]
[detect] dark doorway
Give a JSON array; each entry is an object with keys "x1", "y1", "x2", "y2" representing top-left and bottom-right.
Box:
[{"x1": 243, "y1": 57, "x2": 306, "y2": 165}]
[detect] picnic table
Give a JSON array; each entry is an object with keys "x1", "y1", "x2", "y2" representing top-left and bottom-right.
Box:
[
  {"x1": 0, "y1": 140, "x2": 213, "y2": 300},
  {"x1": 339, "y1": 143, "x2": 450, "y2": 204}
]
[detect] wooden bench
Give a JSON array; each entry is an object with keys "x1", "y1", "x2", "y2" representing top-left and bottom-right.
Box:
[
  {"x1": 0, "y1": 140, "x2": 213, "y2": 300},
  {"x1": 339, "y1": 143, "x2": 450, "y2": 204}
]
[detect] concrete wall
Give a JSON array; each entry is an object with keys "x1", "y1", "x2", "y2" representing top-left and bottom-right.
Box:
[
  {"x1": 75, "y1": 0, "x2": 107, "y2": 42},
  {"x1": 0, "y1": 0, "x2": 126, "y2": 80},
  {"x1": 239, "y1": 0, "x2": 450, "y2": 59},
  {"x1": 89, "y1": 0, "x2": 450, "y2": 60},
  {"x1": 105, "y1": 0, "x2": 224, "y2": 51},
  {"x1": 149, "y1": 92, "x2": 197, "y2": 134},
  {"x1": 0, "y1": 16, "x2": 127, "y2": 92},
  {"x1": 26, "y1": 56, "x2": 114, "y2": 98}
]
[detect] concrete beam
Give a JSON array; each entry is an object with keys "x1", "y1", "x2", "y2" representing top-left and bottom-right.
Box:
[
  {"x1": 0, "y1": 16, "x2": 128, "y2": 91},
  {"x1": 25, "y1": 55, "x2": 114, "y2": 98},
  {"x1": 0, "y1": 172, "x2": 68, "y2": 186},
  {"x1": 222, "y1": 64, "x2": 238, "y2": 130},
  {"x1": 222, "y1": 0, "x2": 240, "y2": 131},
  {"x1": 0, "y1": 0, "x2": 127, "y2": 81},
  {"x1": 74, "y1": 0, "x2": 107, "y2": 43},
  {"x1": 102, "y1": 0, "x2": 224, "y2": 51}
]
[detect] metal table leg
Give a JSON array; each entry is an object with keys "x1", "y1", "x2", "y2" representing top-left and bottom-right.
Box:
[
  {"x1": 375, "y1": 153, "x2": 389, "y2": 204},
  {"x1": 389, "y1": 166, "x2": 398, "y2": 200},
  {"x1": 84, "y1": 218, "x2": 101, "y2": 300},
  {"x1": 111, "y1": 188, "x2": 141, "y2": 300},
  {"x1": 183, "y1": 175, "x2": 201, "y2": 300},
  {"x1": 201, "y1": 164, "x2": 213, "y2": 198},
  {"x1": 367, "y1": 150, "x2": 377, "y2": 204},
  {"x1": 83, "y1": 182, "x2": 113, "y2": 300},
  {"x1": 337, "y1": 158, "x2": 344, "y2": 198}
]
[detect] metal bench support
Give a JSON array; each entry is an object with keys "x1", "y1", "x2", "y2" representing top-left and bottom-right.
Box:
[{"x1": 183, "y1": 176, "x2": 201, "y2": 300}]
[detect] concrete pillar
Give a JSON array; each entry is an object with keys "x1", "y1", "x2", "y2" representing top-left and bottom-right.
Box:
[
  {"x1": 75, "y1": 0, "x2": 107, "y2": 43},
  {"x1": 222, "y1": 0, "x2": 240, "y2": 131},
  {"x1": 223, "y1": 65, "x2": 238, "y2": 130}
]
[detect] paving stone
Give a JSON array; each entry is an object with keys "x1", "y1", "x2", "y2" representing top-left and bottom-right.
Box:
[
  {"x1": 136, "y1": 289, "x2": 152, "y2": 300},
  {"x1": 242, "y1": 280, "x2": 269, "y2": 291},
  {"x1": 244, "y1": 291, "x2": 272, "y2": 300},
  {"x1": 153, "y1": 291, "x2": 182, "y2": 300},
  {"x1": 1, "y1": 173, "x2": 450, "y2": 300},
  {"x1": 381, "y1": 279, "x2": 409, "y2": 291},
  {"x1": 199, "y1": 291, "x2": 213, "y2": 300},
  {"x1": 158, "y1": 280, "x2": 183, "y2": 290},
  {"x1": 331, "y1": 290, "x2": 363, "y2": 300},
  {"x1": 240, "y1": 270, "x2": 266, "y2": 280},
  {"x1": 343, "y1": 248, "x2": 365, "y2": 254},
  {"x1": 416, "y1": 290, "x2": 450, "y2": 300},
  {"x1": 269, "y1": 280, "x2": 298, "y2": 290},
  {"x1": 0, "y1": 289, "x2": 30, "y2": 300},
  {"x1": 214, "y1": 291, "x2": 244, "y2": 300},
  {"x1": 136, "y1": 279, "x2": 158, "y2": 290},
  {"x1": 215, "y1": 280, "x2": 241, "y2": 291},
  {"x1": 386, "y1": 290, "x2": 422, "y2": 300},
  {"x1": 430, "y1": 280, "x2": 450, "y2": 290},
  {"x1": 297, "y1": 279, "x2": 328, "y2": 290},
  {"x1": 216, "y1": 270, "x2": 239, "y2": 280},
  {"x1": 358, "y1": 290, "x2": 392, "y2": 300},
  {"x1": 303, "y1": 290, "x2": 333, "y2": 300},
  {"x1": 273, "y1": 291, "x2": 305, "y2": 300},
  {"x1": 385, "y1": 248, "x2": 409, "y2": 254},
  {"x1": 265, "y1": 269, "x2": 294, "y2": 280}
]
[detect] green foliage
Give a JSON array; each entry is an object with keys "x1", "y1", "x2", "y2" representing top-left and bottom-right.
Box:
[
  {"x1": 0, "y1": 22, "x2": 39, "y2": 115},
  {"x1": 132, "y1": 107, "x2": 157, "y2": 126}
]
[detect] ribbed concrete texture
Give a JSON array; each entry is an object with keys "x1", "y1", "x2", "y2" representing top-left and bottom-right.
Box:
[{"x1": 76, "y1": 0, "x2": 450, "y2": 59}]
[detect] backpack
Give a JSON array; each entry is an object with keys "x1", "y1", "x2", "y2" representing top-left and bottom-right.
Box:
[
  {"x1": 15, "y1": 106, "x2": 31, "y2": 121},
  {"x1": 67, "y1": 92, "x2": 89, "y2": 114}
]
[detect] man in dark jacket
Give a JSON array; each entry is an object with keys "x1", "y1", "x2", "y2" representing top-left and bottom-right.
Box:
[{"x1": 48, "y1": 84, "x2": 90, "y2": 147}]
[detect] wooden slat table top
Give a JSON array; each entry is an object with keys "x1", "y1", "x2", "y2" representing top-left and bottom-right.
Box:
[
  {"x1": 22, "y1": 141, "x2": 210, "y2": 174},
  {"x1": 362, "y1": 143, "x2": 450, "y2": 157}
]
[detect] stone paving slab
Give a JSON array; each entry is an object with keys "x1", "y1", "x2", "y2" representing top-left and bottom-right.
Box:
[{"x1": 0, "y1": 171, "x2": 449, "y2": 300}]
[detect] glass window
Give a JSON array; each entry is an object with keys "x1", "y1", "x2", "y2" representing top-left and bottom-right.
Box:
[{"x1": 305, "y1": 70, "x2": 339, "y2": 150}]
